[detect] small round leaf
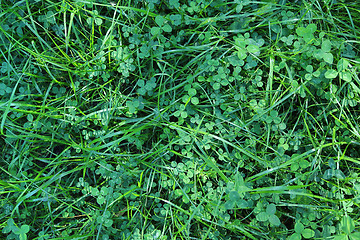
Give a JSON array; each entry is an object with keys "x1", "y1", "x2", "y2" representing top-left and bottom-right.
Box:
[
  {"x1": 97, "y1": 195, "x2": 105, "y2": 205},
  {"x1": 256, "y1": 212, "x2": 269, "y2": 222},
  {"x1": 269, "y1": 215, "x2": 281, "y2": 226},
  {"x1": 302, "y1": 229, "x2": 315, "y2": 239},
  {"x1": 325, "y1": 69, "x2": 338, "y2": 79},
  {"x1": 188, "y1": 88, "x2": 197, "y2": 96},
  {"x1": 266, "y1": 203, "x2": 276, "y2": 215},
  {"x1": 191, "y1": 97, "x2": 199, "y2": 105},
  {"x1": 155, "y1": 15, "x2": 165, "y2": 26},
  {"x1": 151, "y1": 27, "x2": 161, "y2": 35},
  {"x1": 323, "y1": 52, "x2": 334, "y2": 64},
  {"x1": 162, "y1": 24, "x2": 172, "y2": 33},
  {"x1": 294, "y1": 222, "x2": 304, "y2": 234},
  {"x1": 247, "y1": 45, "x2": 260, "y2": 53},
  {"x1": 289, "y1": 233, "x2": 302, "y2": 240}
]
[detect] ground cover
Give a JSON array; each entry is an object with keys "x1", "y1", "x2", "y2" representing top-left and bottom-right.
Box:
[{"x1": 1, "y1": 0, "x2": 360, "y2": 239}]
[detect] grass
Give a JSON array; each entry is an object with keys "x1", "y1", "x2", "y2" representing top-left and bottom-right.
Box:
[{"x1": 1, "y1": 0, "x2": 360, "y2": 239}]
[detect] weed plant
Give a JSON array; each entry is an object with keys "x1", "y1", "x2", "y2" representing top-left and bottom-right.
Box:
[{"x1": 1, "y1": 0, "x2": 360, "y2": 239}]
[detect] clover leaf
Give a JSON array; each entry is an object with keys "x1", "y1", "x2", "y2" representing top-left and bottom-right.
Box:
[
  {"x1": 325, "y1": 69, "x2": 338, "y2": 79},
  {"x1": 0, "y1": 83, "x2": 12, "y2": 95},
  {"x1": 337, "y1": 58, "x2": 350, "y2": 72},
  {"x1": 256, "y1": 205, "x2": 281, "y2": 226},
  {"x1": 224, "y1": 173, "x2": 251, "y2": 209},
  {"x1": 151, "y1": 15, "x2": 172, "y2": 36},
  {"x1": 170, "y1": 14, "x2": 182, "y2": 26},
  {"x1": 323, "y1": 168, "x2": 346, "y2": 180},
  {"x1": 281, "y1": 35, "x2": 295, "y2": 45},
  {"x1": 323, "y1": 52, "x2": 334, "y2": 64},
  {"x1": 2, "y1": 218, "x2": 16, "y2": 234},
  {"x1": 301, "y1": 229, "x2": 315, "y2": 239},
  {"x1": 86, "y1": 10, "x2": 103, "y2": 26},
  {"x1": 12, "y1": 224, "x2": 30, "y2": 240},
  {"x1": 337, "y1": 59, "x2": 352, "y2": 82},
  {"x1": 313, "y1": 39, "x2": 334, "y2": 64},
  {"x1": 289, "y1": 221, "x2": 315, "y2": 239},
  {"x1": 38, "y1": 11, "x2": 56, "y2": 29},
  {"x1": 187, "y1": 1, "x2": 200, "y2": 14},
  {"x1": 322, "y1": 39, "x2": 332, "y2": 52},
  {"x1": 174, "y1": 104, "x2": 188, "y2": 119},
  {"x1": 296, "y1": 24, "x2": 317, "y2": 43},
  {"x1": 247, "y1": 44, "x2": 260, "y2": 54},
  {"x1": 191, "y1": 97, "x2": 199, "y2": 105},
  {"x1": 169, "y1": 0, "x2": 180, "y2": 8},
  {"x1": 291, "y1": 158, "x2": 310, "y2": 171},
  {"x1": 97, "y1": 210, "x2": 113, "y2": 228},
  {"x1": 151, "y1": 27, "x2": 161, "y2": 36},
  {"x1": 1, "y1": 62, "x2": 11, "y2": 73}
]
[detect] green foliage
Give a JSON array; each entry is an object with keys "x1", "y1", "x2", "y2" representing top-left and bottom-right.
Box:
[
  {"x1": 2, "y1": 219, "x2": 30, "y2": 240},
  {"x1": 1, "y1": 0, "x2": 360, "y2": 239},
  {"x1": 333, "y1": 216, "x2": 360, "y2": 240}
]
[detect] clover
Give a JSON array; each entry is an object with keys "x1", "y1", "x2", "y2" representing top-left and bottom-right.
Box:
[
  {"x1": 187, "y1": 1, "x2": 200, "y2": 14},
  {"x1": 262, "y1": 110, "x2": 286, "y2": 131},
  {"x1": 336, "y1": 58, "x2": 352, "y2": 82},
  {"x1": 256, "y1": 203, "x2": 281, "y2": 227},
  {"x1": 38, "y1": 11, "x2": 56, "y2": 29},
  {"x1": 304, "y1": 64, "x2": 320, "y2": 80},
  {"x1": 288, "y1": 222, "x2": 316, "y2": 239},
  {"x1": 1, "y1": 62, "x2": 11, "y2": 73},
  {"x1": 96, "y1": 210, "x2": 113, "y2": 228},
  {"x1": 137, "y1": 77, "x2": 157, "y2": 96},
  {"x1": 281, "y1": 34, "x2": 296, "y2": 46},
  {"x1": 169, "y1": 14, "x2": 182, "y2": 25},
  {"x1": 151, "y1": 15, "x2": 172, "y2": 36},
  {"x1": 296, "y1": 24, "x2": 317, "y2": 43},
  {"x1": 126, "y1": 97, "x2": 144, "y2": 114},
  {"x1": 86, "y1": 10, "x2": 103, "y2": 26},
  {"x1": 234, "y1": 33, "x2": 261, "y2": 65},
  {"x1": 3, "y1": 219, "x2": 30, "y2": 240},
  {"x1": 290, "y1": 155, "x2": 310, "y2": 171},
  {"x1": 174, "y1": 104, "x2": 188, "y2": 119},
  {"x1": 0, "y1": 83, "x2": 12, "y2": 95}
]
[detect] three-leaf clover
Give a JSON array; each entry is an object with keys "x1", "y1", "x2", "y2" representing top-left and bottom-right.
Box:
[
  {"x1": 290, "y1": 157, "x2": 310, "y2": 171},
  {"x1": 137, "y1": 77, "x2": 157, "y2": 96},
  {"x1": 151, "y1": 15, "x2": 172, "y2": 35},
  {"x1": 304, "y1": 65, "x2": 320, "y2": 80},
  {"x1": 4, "y1": 220, "x2": 30, "y2": 240},
  {"x1": 86, "y1": 10, "x2": 103, "y2": 26},
  {"x1": 0, "y1": 83, "x2": 12, "y2": 95},
  {"x1": 12, "y1": 225, "x2": 30, "y2": 240},
  {"x1": 313, "y1": 39, "x2": 333, "y2": 64},
  {"x1": 97, "y1": 210, "x2": 113, "y2": 228},
  {"x1": 126, "y1": 97, "x2": 144, "y2": 114},
  {"x1": 169, "y1": 0, "x2": 180, "y2": 9},
  {"x1": 90, "y1": 186, "x2": 111, "y2": 205},
  {"x1": 289, "y1": 222, "x2": 315, "y2": 239},
  {"x1": 174, "y1": 104, "x2": 188, "y2": 119},
  {"x1": 234, "y1": 33, "x2": 261, "y2": 60},
  {"x1": 263, "y1": 110, "x2": 286, "y2": 131},
  {"x1": 224, "y1": 173, "x2": 251, "y2": 209},
  {"x1": 170, "y1": 14, "x2": 182, "y2": 26},
  {"x1": 337, "y1": 58, "x2": 352, "y2": 82},
  {"x1": 256, "y1": 203, "x2": 281, "y2": 226},
  {"x1": 296, "y1": 24, "x2": 317, "y2": 43}
]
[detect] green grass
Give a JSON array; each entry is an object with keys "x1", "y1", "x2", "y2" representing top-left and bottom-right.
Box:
[{"x1": 1, "y1": 0, "x2": 360, "y2": 239}]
